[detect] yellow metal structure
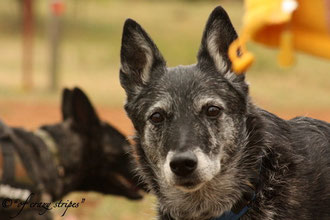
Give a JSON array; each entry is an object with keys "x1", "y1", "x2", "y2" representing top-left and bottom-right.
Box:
[{"x1": 229, "y1": 0, "x2": 330, "y2": 73}]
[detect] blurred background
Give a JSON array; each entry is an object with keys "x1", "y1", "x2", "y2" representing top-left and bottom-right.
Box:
[{"x1": 0, "y1": 0, "x2": 329, "y2": 219}]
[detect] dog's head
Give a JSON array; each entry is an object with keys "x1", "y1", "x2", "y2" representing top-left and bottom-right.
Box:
[
  {"x1": 60, "y1": 87, "x2": 144, "y2": 200},
  {"x1": 119, "y1": 6, "x2": 252, "y2": 195}
]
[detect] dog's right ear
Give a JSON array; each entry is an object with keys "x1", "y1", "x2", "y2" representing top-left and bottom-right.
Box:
[
  {"x1": 197, "y1": 6, "x2": 248, "y2": 94},
  {"x1": 61, "y1": 88, "x2": 73, "y2": 120},
  {"x1": 120, "y1": 19, "x2": 166, "y2": 99},
  {"x1": 197, "y1": 6, "x2": 238, "y2": 75}
]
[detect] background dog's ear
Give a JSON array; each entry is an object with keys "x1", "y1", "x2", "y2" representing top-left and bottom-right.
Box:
[
  {"x1": 120, "y1": 19, "x2": 166, "y2": 99},
  {"x1": 71, "y1": 87, "x2": 101, "y2": 132},
  {"x1": 61, "y1": 88, "x2": 73, "y2": 120},
  {"x1": 197, "y1": 6, "x2": 246, "y2": 83}
]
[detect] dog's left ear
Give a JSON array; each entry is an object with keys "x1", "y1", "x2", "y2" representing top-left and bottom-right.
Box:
[
  {"x1": 197, "y1": 6, "x2": 247, "y2": 88},
  {"x1": 61, "y1": 88, "x2": 73, "y2": 120},
  {"x1": 71, "y1": 87, "x2": 101, "y2": 133},
  {"x1": 120, "y1": 19, "x2": 166, "y2": 100}
]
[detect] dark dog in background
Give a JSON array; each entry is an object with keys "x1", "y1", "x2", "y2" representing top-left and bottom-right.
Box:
[
  {"x1": 0, "y1": 87, "x2": 143, "y2": 220},
  {"x1": 119, "y1": 6, "x2": 330, "y2": 220}
]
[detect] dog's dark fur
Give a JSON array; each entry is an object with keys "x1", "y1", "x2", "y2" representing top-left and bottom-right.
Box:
[
  {"x1": 119, "y1": 6, "x2": 330, "y2": 220},
  {"x1": 0, "y1": 87, "x2": 143, "y2": 220}
]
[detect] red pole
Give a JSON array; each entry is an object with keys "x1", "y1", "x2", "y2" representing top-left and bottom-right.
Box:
[
  {"x1": 49, "y1": 0, "x2": 65, "y2": 91},
  {"x1": 22, "y1": 0, "x2": 34, "y2": 91}
]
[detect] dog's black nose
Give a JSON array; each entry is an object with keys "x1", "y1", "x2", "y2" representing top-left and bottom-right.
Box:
[{"x1": 170, "y1": 152, "x2": 197, "y2": 177}]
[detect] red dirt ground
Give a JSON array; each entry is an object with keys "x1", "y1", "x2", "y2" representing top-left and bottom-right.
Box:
[
  {"x1": 0, "y1": 101, "x2": 134, "y2": 136},
  {"x1": 0, "y1": 101, "x2": 329, "y2": 135}
]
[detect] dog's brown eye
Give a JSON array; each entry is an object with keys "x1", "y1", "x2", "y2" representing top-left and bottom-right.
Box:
[
  {"x1": 205, "y1": 106, "x2": 222, "y2": 118},
  {"x1": 150, "y1": 112, "x2": 164, "y2": 124}
]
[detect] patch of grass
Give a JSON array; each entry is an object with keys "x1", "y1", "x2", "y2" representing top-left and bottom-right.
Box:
[{"x1": 52, "y1": 193, "x2": 156, "y2": 220}]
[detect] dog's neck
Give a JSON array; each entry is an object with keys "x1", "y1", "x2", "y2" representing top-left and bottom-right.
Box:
[
  {"x1": 34, "y1": 129, "x2": 65, "y2": 177},
  {"x1": 39, "y1": 122, "x2": 87, "y2": 199},
  {"x1": 157, "y1": 157, "x2": 263, "y2": 220}
]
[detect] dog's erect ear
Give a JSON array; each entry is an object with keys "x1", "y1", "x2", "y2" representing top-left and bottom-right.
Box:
[
  {"x1": 61, "y1": 88, "x2": 73, "y2": 120},
  {"x1": 120, "y1": 19, "x2": 166, "y2": 98},
  {"x1": 71, "y1": 87, "x2": 101, "y2": 132},
  {"x1": 197, "y1": 6, "x2": 241, "y2": 77}
]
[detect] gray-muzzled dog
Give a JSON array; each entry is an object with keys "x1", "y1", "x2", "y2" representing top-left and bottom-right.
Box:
[{"x1": 119, "y1": 6, "x2": 330, "y2": 220}]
